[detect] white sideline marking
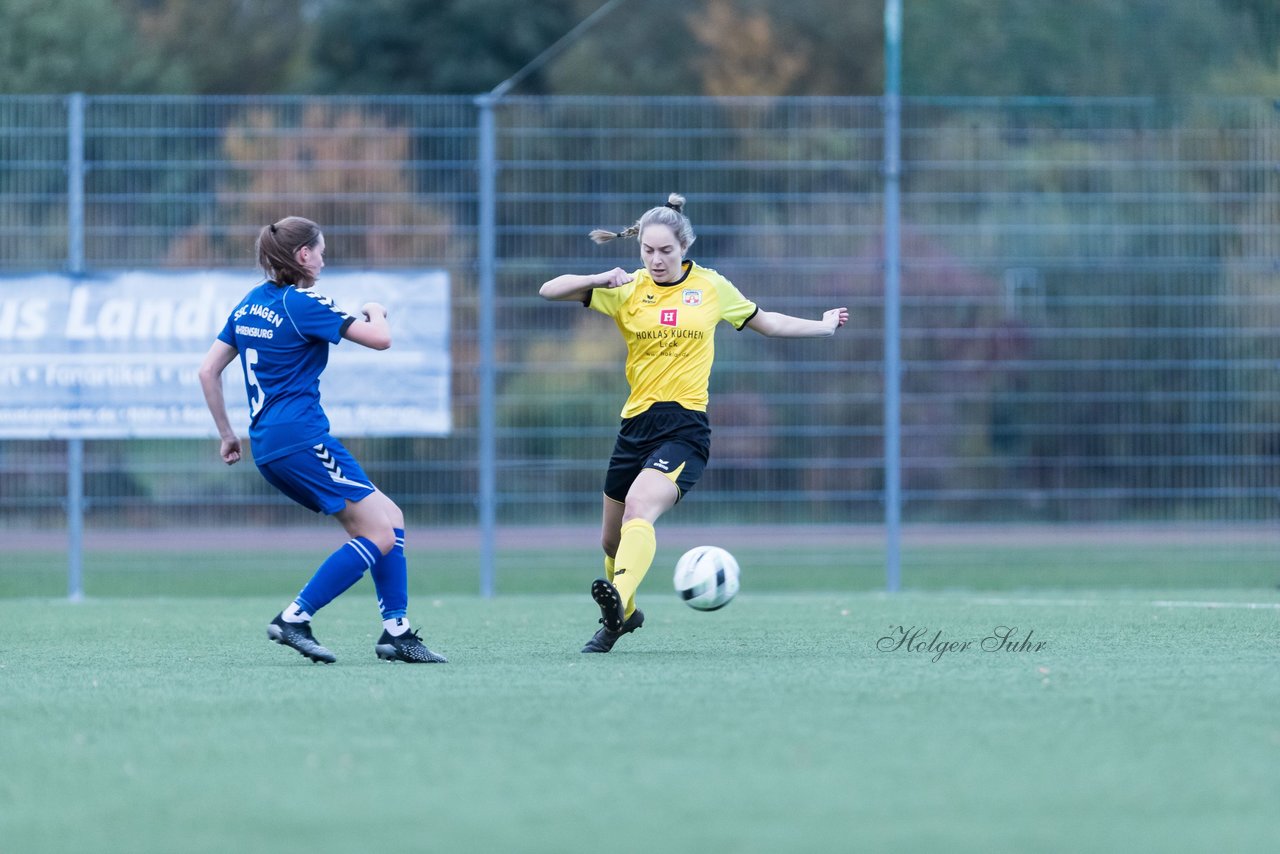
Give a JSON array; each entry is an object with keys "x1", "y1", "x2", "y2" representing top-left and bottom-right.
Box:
[
  {"x1": 1148, "y1": 600, "x2": 1280, "y2": 610},
  {"x1": 957, "y1": 596, "x2": 1280, "y2": 611}
]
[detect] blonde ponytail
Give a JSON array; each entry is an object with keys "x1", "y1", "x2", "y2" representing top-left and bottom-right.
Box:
[
  {"x1": 586, "y1": 193, "x2": 695, "y2": 250},
  {"x1": 588, "y1": 224, "x2": 640, "y2": 244}
]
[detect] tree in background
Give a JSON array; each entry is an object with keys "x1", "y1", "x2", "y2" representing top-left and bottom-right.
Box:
[
  {"x1": 902, "y1": 0, "x2": 1257, "y2": 96},
  {"x1": 1203, "y1": 0, "x2": 1280, "y2": 94},
  {"x1": 120, "y1": 0, "x2": 312, "y2": 94},
  {"x1": 685, "y1": 0, "x2": 816, "y2": 96},
  {"x1": 1222, "y1": 0, "x2": 1280, "y2": 65},
  {"x1": 0, "y1": 0, "x2": 185, "y2": 93},
  {"x1": 2, "y1": 0, "x2": 1278, "y2": 97},
  {"x1": 165, "y1": 103, "x2": 458, "y2": 266},
  {"x1": 686, "y1": 0, "x2": 882, "y2": 96},
  {"x1": 542, "y1": 0, "x2": 702, "y2": 95},
  {"x1": 549, "y1": 0, "x2": 882, "y2": 96},
  {"x1": 307, "y1": 0, "x2": 584, "y2": 94},
  {"x1": 0, "y1": 0, "x2": 311, "y2": 94}
]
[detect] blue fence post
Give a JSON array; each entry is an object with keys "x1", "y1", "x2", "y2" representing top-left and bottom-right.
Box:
[
  {"x1": 883, "y1": 1, "x2": 903, "y2": 592},
  {"x1": 66, "y1": 92, "x2": 86, "y2": 602},
  {"x1": 475, "y1": 94, "x2": 498, "y2": 598}
]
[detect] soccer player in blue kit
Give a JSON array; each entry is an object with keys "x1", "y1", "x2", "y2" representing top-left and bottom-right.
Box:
[{"x1": 198, "y1": 216, "x2": 446, "y2": 665}]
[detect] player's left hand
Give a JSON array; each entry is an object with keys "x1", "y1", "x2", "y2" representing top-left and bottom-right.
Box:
[
  {"x1": 825, "y1": 307, "x2": 849, "y2": 331},
  {"x1": 220, "y1": 436, "x2": 242, "y2": 465}
]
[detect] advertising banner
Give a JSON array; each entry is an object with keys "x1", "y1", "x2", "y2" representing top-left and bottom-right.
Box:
[{"x1": 0, "y1": 270, "x2": 451, "y2": 438}]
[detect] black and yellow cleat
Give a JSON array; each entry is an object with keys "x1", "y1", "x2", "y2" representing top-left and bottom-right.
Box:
[
  {"x1": 581, "y1": 607, "x2": 644, "y2": 653},
  {"x1": 590, "y1": 577, "x2": 625, "y2": 632}
]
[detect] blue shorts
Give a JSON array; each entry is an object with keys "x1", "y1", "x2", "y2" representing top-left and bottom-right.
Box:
[{"x1": 256, "y1": 437, "x2": 376, "y2": 515}]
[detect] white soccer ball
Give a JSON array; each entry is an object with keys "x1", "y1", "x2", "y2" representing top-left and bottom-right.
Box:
[{"x1": 673, "y1": 545, "x2": 740, "y2": 611}]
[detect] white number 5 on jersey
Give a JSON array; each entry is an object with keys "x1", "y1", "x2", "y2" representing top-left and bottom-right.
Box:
[{"x1": 244, "y1": 347, "x2": 266, "y2": 416}]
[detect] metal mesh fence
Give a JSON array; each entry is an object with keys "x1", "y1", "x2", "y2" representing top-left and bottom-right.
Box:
[
  {"x1": 1, "y1": 94, "x2": 1277, "y2": 555},
  {"x1": 495, "y1": 96, "x2": 883, "y2": 526}
]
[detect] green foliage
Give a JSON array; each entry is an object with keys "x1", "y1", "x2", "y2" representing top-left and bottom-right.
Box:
[
  {"x1": 545, "y1": 0, "x2": 703, "y2": 95},
  {"x1": 0, "y1": 0, "x2": 185, "y2": 93},
  {"x1": 903, "y1": 0, "x2": 1258, "y2": 96},
  {"x1": 548, "y1": 0, "x2": 884, "y2": 96},
  {"x1": 1, "y1": 0, "x2": 1278, "y2": 97},
  {"x1": 307, "y1": 0, "x2": 584, "y2": 94},
  {"x1": 1222, "y1": 0, "x2": 1280, "y2": 63},
  {"x1": 117, "y1": 0, "x2": 313, "y2": 94}
]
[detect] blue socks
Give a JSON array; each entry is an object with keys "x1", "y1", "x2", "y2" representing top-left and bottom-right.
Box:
[
  {"x1": 295, "y1": 536, "x2": 380, "y2": 615},
  {"x1": 291, "y1": 529, "x2": 410, "y2": 625},
  {"x1": 370, "y1": 528, "x2": 409, "y2": 621}
]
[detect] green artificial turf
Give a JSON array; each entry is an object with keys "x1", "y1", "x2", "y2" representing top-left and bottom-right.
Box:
[
  {"x1": 2, "y1": 538, "x2": 1276, "y2": 599},
  {"x1": 1, "y1": 590, "x2": 1278, "y2": 853}
]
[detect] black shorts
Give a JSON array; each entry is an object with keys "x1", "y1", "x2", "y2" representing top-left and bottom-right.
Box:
[{"x1": 604, "y1": 402, "x2": 711, "y2": 503}]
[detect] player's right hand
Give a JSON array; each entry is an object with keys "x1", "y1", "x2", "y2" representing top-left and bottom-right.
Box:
[{"x1": 597, "y1": 268, "x2": 633, "y2": 288}]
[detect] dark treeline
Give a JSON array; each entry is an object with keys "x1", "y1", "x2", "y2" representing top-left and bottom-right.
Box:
[{"x1": 1, "y1": 0, "x2": 1278, "y2": 97}]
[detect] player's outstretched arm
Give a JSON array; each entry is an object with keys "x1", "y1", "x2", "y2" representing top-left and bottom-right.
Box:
[
  {"x1": 344, "y1": 301, "x2": 392, "y2": 350},
  {"x1": 539, "y1": 268, "x2": 634, "y2": 301},
  {"x1": 745, "y1": 306, "x2": 848, "y2": 338},
  {"x1": 198, "y1": 340, "x2": 243, "y2": 465}
]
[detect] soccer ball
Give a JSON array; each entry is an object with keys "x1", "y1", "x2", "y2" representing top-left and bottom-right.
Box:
[{"x1": 673, "y1": 545, "x2": 740, "y2": 611}]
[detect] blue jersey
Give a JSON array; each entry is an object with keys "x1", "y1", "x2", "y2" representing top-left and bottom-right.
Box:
[{"x1": 217, "y1": 282, "x2": 356, "y2": 464}]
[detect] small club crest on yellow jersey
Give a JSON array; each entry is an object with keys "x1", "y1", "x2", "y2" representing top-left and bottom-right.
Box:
[{"x1": 682, "y1": 289, "x2": 703, "y2": 306}]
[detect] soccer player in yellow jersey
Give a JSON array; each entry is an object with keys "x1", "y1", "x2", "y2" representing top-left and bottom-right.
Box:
[{"x1": 539, "y1": 193, "x2": 848, "y2": 653}]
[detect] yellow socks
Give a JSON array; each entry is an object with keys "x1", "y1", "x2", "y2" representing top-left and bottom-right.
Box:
[{"x1": 611, "y1": 519, "x2": 656, "y2": 615}]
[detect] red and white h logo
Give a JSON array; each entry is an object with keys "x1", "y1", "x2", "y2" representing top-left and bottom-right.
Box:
[{"x1": 659, "y1": 309, "x2": 678, "y2": 327}]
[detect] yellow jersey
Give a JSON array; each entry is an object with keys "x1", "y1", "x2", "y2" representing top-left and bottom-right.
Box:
[{"x1": 587, "y1": 260, "x2": 758, "y2": 418}]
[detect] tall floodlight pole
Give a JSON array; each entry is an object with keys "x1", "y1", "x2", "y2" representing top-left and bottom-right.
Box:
[
  {"x1": 883, "y1": 1, "x2": 903, "y2": 592},
  {"x1": 474, "y1": 0, "x2": 628, "y2": 596}
]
